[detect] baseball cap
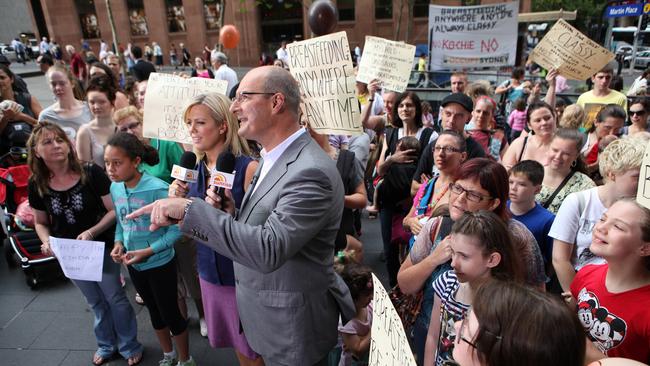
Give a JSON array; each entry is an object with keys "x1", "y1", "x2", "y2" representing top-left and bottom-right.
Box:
[{"x1": 441, "y1": 93, "x2": 473, "y2": 113}]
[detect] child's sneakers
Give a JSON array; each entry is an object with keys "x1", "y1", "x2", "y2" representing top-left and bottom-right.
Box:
[
  {"x1": 177, "y1": 356, "x2": 196, "y2": 366},
  {"x1": 158, "y1": 354, "x2": 177, "y2": 366}
]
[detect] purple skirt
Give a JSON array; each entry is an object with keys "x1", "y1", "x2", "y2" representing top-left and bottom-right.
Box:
[{"x1": 199, "y1": 278, "x2": 259, "y2": 360}]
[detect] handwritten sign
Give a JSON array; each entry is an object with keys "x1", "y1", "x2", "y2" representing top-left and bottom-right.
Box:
[
  {"x1": 637, "y1": 142, "x2": 650, "y2": 209},
  {"x1": 369, "y1": 274, "x2": 416, "y2": 366},
  {"x1": 287, "y1": 31, "x2": 362, "y2": 136},
  {"x1": 49, "y1": 237, "x2": 105, "y2": 282},
  {"x1": 529, "y1": 19, "x2": 615, "y2": 80},
  {"x1": 428, "y1": 2, "x2": 518, "y2": 70},
  {"x1": 357, "y1": 36, "x2": 416, "y2": 93},
  {"x1": 143, "y1": 73, "x2": 228, "y2": 143}
]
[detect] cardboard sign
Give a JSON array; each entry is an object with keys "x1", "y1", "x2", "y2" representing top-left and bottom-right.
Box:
[
  {"x1": 286, "y1": 31, "x2": 362, "y2": 136},
  {"x1": 143, "y1": 73, "x2": 228, "y2": 143},
  {"x1": 637, "y1": 142, "x2": 650, "y2": 210},
  {"x1": 369, "y1": 274, "x2": 417, "y2": 366},
  {"x1": 209, "y1": 169, "x2": 235, "y2": 190},
  {"x1": 428, "y1": 2, "x2": 519, "y2": 70},
  {"x1": 529, "y1": 19, "x2": 615, "y2": 80},
  {"x1": 357, "y1": 36, "x2": 417, "y2": 93},
  {"x1": 49, "y1": 237, "x2": 105, "y2": 282}
]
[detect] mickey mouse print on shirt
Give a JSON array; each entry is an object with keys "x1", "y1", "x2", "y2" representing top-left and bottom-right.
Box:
[{"x1": 576, "y1": 288, "x2": 627, "y2": 353}]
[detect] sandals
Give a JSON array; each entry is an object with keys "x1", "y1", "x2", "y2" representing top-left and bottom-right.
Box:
[{"x1": 127, "y1": 352, "x2": 143, "y2": 366}]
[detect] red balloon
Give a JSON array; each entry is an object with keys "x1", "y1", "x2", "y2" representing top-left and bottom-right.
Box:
[
  {"x1": 220, "y1": 25, "x2": 240, "y2": 49},
  {"x1": 308, "y1": 0, "x2": 338, "y2": 36}
]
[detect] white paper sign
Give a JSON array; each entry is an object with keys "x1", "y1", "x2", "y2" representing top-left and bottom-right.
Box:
[
  {"x1": 143, "y1": 73, "x2": 228, "y2": 143},
  {"x1": 637, "y1": 142, "x2": 650, "y2": 209},
  {"x1": 369, "y1": 274, "x2": 417, "y2": 366},
  {"x1": 357, "y1": 36, "x2": 417, "y2": 93},
  {"x1": 49, "y1": 236, "x2": 105, "y2": 282},
  {"x1": 428, "y1": 2, "x2": 519, "y2": 70}
]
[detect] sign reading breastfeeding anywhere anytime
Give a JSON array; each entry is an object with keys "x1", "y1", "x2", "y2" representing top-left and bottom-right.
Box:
[
  {"x1": 528, "y1": 19, "x2": 615, "y2": 81},
  {"x1": 637, "y1": 142, "x2": 650, "y2": 210},
  {"x1": 369, "y1": 274, "x2": 417, "y2": 366},
  {"x1": 49, "y1": 236, "x2": 105, "y2": 282},
  {"x1": 143, "y1": 73, "x2": 228, "y2": 144},
  {"x1": 357, "y1": 36, "x2": 417, "y2": 93},
  {"x1": 286, "y1": 31, "x2": 362, "y2": 136},
  {"x1": 428, "y1": 1, "x2": 518, "y2": 70}
]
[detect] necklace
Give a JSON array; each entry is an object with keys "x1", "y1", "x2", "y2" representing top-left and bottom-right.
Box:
[{"x1": 427, "y1": 181, "x2": 450, "y2": 210}]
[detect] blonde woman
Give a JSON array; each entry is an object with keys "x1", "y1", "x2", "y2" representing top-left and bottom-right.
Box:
[
  {"x1": 168, "y1": 93, "x2": 262, "y2": 366},
  {"x1": 558, "y1": 104, "x2": 584, "y2": 130}
]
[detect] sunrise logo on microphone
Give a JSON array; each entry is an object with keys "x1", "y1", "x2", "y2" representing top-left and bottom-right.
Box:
[{"x1": 210, "y1": 170, "x2": 235, "y2": 190}]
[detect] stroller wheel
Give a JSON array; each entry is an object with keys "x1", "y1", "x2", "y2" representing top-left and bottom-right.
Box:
[{"x1": 26, "y1": 273, "x2": 38, "y2": 289}]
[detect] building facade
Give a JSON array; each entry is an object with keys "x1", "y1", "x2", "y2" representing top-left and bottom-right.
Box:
[{"x1": 26, "y1": 0, "x2": 531, "y2": 66}]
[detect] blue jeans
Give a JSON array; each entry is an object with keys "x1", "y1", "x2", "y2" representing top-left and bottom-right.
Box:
[{"x1": 72, "y1": 253, "x2": 142, "y2": 358}]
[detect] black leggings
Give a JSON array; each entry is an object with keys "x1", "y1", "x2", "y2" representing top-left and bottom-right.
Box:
[{"x1": 128, "y1": 257, "x2": 188, "y2": 335}]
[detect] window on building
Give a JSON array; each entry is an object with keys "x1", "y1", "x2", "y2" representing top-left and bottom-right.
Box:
[
  {"x1": 338, "y1": 0, "x2": 355, "y2": 21},
  {"x1": 165, "y1": 0, "x2": 187, "y2": 33},
  {"x1": 413, "y1": 0, "x2": 429, "y2": 18},
  {"x1": 375, "y1": 0, "x2": 392, "y2": 19},
  {"x1": 75, "y1": 0, "x2": 100, "y2": 39},
  {"x1": 203, "y1": 0, "x2": 221, "y2": 30},
  {"x1": 127, "y1": 0, "x2": 148, "y2": 36}
]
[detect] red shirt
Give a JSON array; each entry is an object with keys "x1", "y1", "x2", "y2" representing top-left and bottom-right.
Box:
[
  {"x1": 70, "y1": 53, "x2": 87, "y2": 80},
  {"x1": 571, "y1": 264, "x2": 650, "y2": 363}
]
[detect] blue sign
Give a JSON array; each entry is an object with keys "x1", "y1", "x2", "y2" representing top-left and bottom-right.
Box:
[{"x1": 606, "y1": 3, "x2": 643, "y2": 18}]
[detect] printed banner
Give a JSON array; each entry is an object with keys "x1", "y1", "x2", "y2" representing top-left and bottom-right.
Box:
[
  {"x1": 286, "y1": 31, "x2": 362, "y2": 135},
  {"x1": 369, "y1": 274, "x2": 417, "y2": 366},
  {"x1": 428, "y1": 2, "x2": 519, "y2": 70},
  {"x1": 143, "y1": 73, "x2": 228, "y2": 143},
  {"x1": 637, "y1": 142, "x2": 650, "y2": 210},
  {"x1": 49, "y1": 237, "x2": 105, "y2": 282},
  {"x1": 529, "y1": 19, "x2": 615, "y2": 81},
  {"x1": 357, "y1": 36, "x2": 417, "y2": 93}
]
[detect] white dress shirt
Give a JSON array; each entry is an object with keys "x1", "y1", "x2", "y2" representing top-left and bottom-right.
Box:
[
  {"x1": 214, "y1": 64, "x2": 239, "y2": 96},
  {"x1": 252, "y1": 128, "x2": 306, "y2": 195}
]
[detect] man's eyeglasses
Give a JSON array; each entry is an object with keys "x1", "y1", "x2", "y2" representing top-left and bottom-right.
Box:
[
  {"x1": 630, "y1": 109, "x2": 646, "y2": 116},
  {"x1": 232, "y1": 91, "x2": 276, "y2": 104},
  {"x1": 434, "y1": 146, "x2": 462, "y2": 154},
  {"x1": 118, "y1": 121, "x2": 141, "y2": 132},
  {"x1": 449, "y1": 183, "x2": 492, "y2": 203}
]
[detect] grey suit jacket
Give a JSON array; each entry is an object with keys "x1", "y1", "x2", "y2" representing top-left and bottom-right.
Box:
[{"x1": 181, "y1": 132, "x2": 355, "y2": 365}]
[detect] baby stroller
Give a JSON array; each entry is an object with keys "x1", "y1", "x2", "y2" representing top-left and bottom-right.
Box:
[{"x1": 0, "y1": 147, "x2": 61, "y2": 288}]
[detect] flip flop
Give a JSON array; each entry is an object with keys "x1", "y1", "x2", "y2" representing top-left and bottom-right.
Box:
[{"x1": 127, "y1": 352, "x2": 143, "y2": 366}]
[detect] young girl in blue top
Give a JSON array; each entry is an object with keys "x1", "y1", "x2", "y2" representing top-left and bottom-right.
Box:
[{"x1": 105, "y1": 132, "x2": 196, "y2": 366}]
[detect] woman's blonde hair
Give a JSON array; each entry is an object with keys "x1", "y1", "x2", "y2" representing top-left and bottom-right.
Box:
[
  {"x1": 599, "y1": 136, "x2": 646, "y2": 179},
  {"x1": 27, "y1": 121, "x2": 86, "y2": 197},
  {"x1": 45, "y1": 64, "x2": 85, "y2": 100},
  {"x1": 558, "y1": 104, "x2": 584, "y2": 129},
  {"x1": 182, "y1": 93, "x2": 250, "y2": 158},
  {"x1": 113, "y1": 105, "x2": 143, "y2": 126}
]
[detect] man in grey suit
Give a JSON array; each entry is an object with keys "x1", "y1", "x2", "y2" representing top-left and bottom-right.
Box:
[{"x1": 128, "y1": 66, "x2": 355, "y2": 366}]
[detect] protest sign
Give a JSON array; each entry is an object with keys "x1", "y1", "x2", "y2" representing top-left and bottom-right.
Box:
[
  {"x1": 428, "y1": 2, "x2": 518, "y2": 70},
  {"x1": 369, "y1": 274, "x2": 416, "y2": 366},
  {"x1": 637, "y1": 142, "x2": 650, "y2": 209},
  {"x1": 357, "y1": 36, "x2": 417, "y2": 93},
  {"x1": 49, "y1": 237, "x2": 105, "y2": 282},
  {"x1": 143, "y1": 73, "x2": 228, "y2": 143},
  {"x1": 286, "y1": 31, "x2": 362, "y2": 135},
  {"x1": 529, "y1": 19, "x2": 615, "y2": 81}
]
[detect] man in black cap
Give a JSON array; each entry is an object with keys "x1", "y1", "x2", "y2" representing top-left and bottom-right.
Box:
[
  {"x1": 0, "y1": 55, "x2": 28, "y2": 93},
  {"x1": 410, "y1": 93, "x2": 486, "y2": 195},
  {"x1": 36, "y1": 54, "x2": 54, "y2": 74}
]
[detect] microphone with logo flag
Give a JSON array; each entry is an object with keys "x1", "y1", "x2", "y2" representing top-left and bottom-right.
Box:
[
  {"x1": 171, "y1": 151, "x2": 198, "y2": 184},
  {"x1": 210, "y1": 151, "x2": 236, "y2": 201}
]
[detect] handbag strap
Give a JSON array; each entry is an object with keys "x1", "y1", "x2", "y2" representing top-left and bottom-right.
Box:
[
  {"x1": 542, "y1": 170, "x2": 576, "y2": 209},
  {"x1": 428, "y1": 216, "x2": 444, "y2": 245}
]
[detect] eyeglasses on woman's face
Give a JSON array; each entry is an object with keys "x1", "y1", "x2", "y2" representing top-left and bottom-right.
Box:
[{"x1": 449, "y1": 183, "x2": 492, "y2": 203}]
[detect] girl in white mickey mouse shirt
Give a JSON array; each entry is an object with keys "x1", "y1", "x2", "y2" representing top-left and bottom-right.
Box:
[{"x1": 571, "y1": 199, "x2": 650, "y2": 365}]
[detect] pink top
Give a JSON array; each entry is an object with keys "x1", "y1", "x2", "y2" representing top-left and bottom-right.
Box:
[{"x1": 508, "y1": 109, "x2": 527, "y2": 132}]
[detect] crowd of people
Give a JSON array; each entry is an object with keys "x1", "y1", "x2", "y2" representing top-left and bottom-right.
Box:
[{"x1": 0, "y1": 37, "x2": 648, "y2": 366}]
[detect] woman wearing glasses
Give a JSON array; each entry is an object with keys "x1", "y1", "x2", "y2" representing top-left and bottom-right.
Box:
[
  {"x1": 398, "y1": 158, "x2": 546, "y2": 364},
  {"x1": 451, "y1": 280, "x2": 585, "y2": 366},
  {"x1": 113, "y1": 106, "x2": 184, "y2": 183},
  {"x1": 622, "y1": 99, "x2": 650, "y2": 135}
]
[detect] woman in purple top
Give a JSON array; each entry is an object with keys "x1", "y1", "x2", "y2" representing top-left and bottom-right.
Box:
[{"x1": 168, "y1": 93, "x2": 261, "y2": 366}]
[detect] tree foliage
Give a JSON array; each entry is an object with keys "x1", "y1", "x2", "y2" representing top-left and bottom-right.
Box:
[{"x1": 532, "y1": 0, "x2": 609, "y2": 35}]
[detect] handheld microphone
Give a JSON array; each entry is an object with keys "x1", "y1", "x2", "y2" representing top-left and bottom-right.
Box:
[
  {"x1": 210, "y1": 151, "x2": 236, "y2": 199},
  {"x1": 171, "y1": 151, "x2": 198, "y2": 184}
]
